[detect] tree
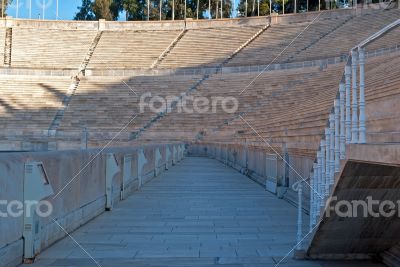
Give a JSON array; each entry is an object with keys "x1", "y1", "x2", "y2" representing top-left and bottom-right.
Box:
[
  {"x1": 238, "y1": 0, "x2": 269, "y2": 16},
  {"x1": 163, "y1": 0, "x2": 231, "y2": 20},
  {"x1": 1, "y1": 0, "x2": 12, "y2": 17},
  {"x1": 92, "y1": 0, "x2": 112, "y2": 19},
  {"x1": 110, "y1": 0, "x2": 124, "y2": 19},
  {"x1": 74, "y1": 0, "x2": 96, "y2": 20}
]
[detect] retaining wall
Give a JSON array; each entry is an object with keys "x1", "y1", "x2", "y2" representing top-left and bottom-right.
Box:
[
  {"x1": 188, "y1": 142, "x2": 313, "y2": 207},
  {"x1": 0, "y1": 143, "x2": 182, "y2": 267}
]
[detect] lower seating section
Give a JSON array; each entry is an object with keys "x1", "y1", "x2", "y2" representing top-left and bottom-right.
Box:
[
  {"x1": 87, "y1": 30, "x2": 181, "y2": 69},
  {"x1": 200, "y1": 52, "x2": 400, "y2": 154},
  {"x1": 58, "y1": 74, "x2": 201, "y2": 139},
  {"x1": 0, "y1": 75, "x2": 70, "y2": 134},
  {"x1": 144, "y1": 64, "x2": 344, "y2": 157},
  {"x1": 363, "y1": 51, "x2": 400, "y2": 143},
  {"x1": 11, "y1": 28, "x2": 96, "y2": 69},
  {"x1": 142, "y1": 72, "x2": 257, "y2": 140},
  {"x1": 158, "y1": 26, "x2": 264, "y2": 69}
]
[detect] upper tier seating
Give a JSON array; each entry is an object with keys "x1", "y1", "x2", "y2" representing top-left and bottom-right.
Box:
[
  {"x1": 58, "y1": 74, "x2": 201, "y2": 137},
  {"x1": 226, "y1": 16, "x2": 352, "y2": 67},
  {"x1": 87, "y1": 30, "x2": 181, "y2": 69},
  {"x1": 157, "y1": 26, "x2": 264, "y2": 69},
  {"x1": 0, "y1": 75, "x2": 70, "y2": 134},
  {"x1": 282, "y1": 9, "x2": 400, "y2": 63},
  {"x1": 227, "y1": 9, "x2": 400, "y2": 67},
  {"x1": 0, "y1": 28, "x2": 5, "y2": 65},
  {"x1": 11, "y1": 28, "x2": 96, "y2": 69},
  {"x1": 365, "y1": 26, "x2": 400, "y2": 52}
]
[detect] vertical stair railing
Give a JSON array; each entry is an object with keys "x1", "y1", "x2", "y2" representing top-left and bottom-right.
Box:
[{"x1": 293, "y1": 19, "x2": 400, "y2": 251}]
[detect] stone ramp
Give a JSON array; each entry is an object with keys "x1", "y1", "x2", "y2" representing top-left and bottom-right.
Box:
[
  {"x1": 23, "y1": 157, "x2": 383, "y2": 267},
  {"x1": 307, "y1": 160, "x2": 400, "y2": 260}
]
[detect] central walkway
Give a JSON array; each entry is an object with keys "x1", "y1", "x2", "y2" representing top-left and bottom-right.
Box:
[{"x1": 26, "y1": 157, "x2": 383, "y2": 267}]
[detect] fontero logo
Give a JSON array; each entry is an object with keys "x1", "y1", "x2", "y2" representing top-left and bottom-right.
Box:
[
  {"x1": 0, "y1": 200, "x2": 53, "y2": 218},
  {"x1": 139, "y1": 93, "x2": 239, "y2": 114},
  {"x1": 325, "y1": 196, "x2": 400, "y2": 218}
]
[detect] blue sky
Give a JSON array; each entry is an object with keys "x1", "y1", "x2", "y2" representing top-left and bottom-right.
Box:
[
  {"x1": 8, "y1": 0, "x2": 95, "y2": 20},
  {"x1": 7, "y1": 0, "x2": 238, "y2": 20}
]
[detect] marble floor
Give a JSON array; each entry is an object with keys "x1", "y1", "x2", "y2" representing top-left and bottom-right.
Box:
[{"x1": 23, "y1": 157, "x2": 384, "y2": 267}]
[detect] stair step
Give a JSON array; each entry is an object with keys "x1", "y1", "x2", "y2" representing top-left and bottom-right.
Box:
[
  {"x1": 4, "y1": 28, "x2": 12, "y2": 65},
  {"x1": 367, "y1": 132, "x2": 400, "y2": 143},
  {"x1": 382, "y1": 251, "x2": 400, "y2": 267},
  {"x1": 151, "y1": 29, "x2": 187, "y2": 69}
]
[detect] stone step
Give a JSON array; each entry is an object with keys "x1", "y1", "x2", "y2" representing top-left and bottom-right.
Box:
[
  {"x1": 382, "y1": 247, "x2": 400, "y2": 267},
  {"x1": 367, "y1": 132, "x2": 400, "y2": 143}
]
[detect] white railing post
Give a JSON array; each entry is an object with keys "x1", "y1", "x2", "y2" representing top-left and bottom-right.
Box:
[
  {"x1": 351, "y1": 50, "x2": 359, "y2": 143},
  {"x1": 296, "y1": 182, "x2": 303, "y2": 250},
  {"x1": 324, "y1": 129, "x2": 330, "y2": 197},
  {"x1": 334, "y1": 99, "x2": 340, "y2": 172},
  {"x1": 329, "y1": 113, "x2": 335, "y2": 186},
  {"x1": 312, "y1": 162, "x2": 318, "y2": 226},
  {"x1": 358, "y1": 47, "x2": 366, "y2": 143},
  {"x1": 317, "y1": 151, "x2": 322, "y2": 209},
  {"x1": 310, "y1": 171, "x2": 314, "y2": 231},
  {"x1": 339, "y1": 82, "x2": 346, "y2": 159},
  {"x1": 320, "y1": 140, "x2": 326, "y2": 202},
  {"x1": 345, "y1": 63, "x2": 352, "y2": 143}
]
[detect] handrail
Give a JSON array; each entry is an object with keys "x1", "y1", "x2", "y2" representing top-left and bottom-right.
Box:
[
  {"x1": 356, "y1": 19, "x2": 400, "y2": 49},
  {"x1": 294, "y1": 19, "x2": 400, "y2": 251}
]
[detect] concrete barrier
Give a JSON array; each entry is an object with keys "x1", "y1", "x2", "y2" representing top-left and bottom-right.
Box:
[{"x1": 0, "y1": 143, "x2": 183, "y2": 267}]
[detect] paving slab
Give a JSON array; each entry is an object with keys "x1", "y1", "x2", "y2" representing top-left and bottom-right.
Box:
[{"x1": 23, "y1": 157, "x2": 384, "y2": 267}]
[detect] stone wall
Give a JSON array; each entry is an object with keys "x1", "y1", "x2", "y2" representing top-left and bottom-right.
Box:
[
  {"x1": 0, "y1": 143, "x2": 183, "y2": 267},
  {"x1": 0, "y1": 8, "x2": 354, "y2": 32}
]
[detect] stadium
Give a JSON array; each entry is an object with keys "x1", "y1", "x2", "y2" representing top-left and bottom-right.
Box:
[{"x1": 0, "y1": 0, "x2": 400, "y2": 266}]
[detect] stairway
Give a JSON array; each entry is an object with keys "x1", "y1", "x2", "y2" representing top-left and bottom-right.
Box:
[
  {"x1": 48, "y1": 77, "x2": 80, "y2": 135},
  {"x1": 221, "y1": 24, "x2": 270, "y2": 66},
  {"x1": 4, "y1": 28, "x2": 12, "y2": 66},
  {"x1": 150, "y1": 29, "x2": 187, "y2": 69},
  {"x1": 130, "y1": 74, "x2": 210, "y2": 140},
  {"x1": 131, "y1": 23, "x2": 271, "y2": 141},
  {"x1": 382, "y1": 244, "x2": 400, "y2": 267},
  {"x1": 79, "y1": 31, "x2": 103, "y2": 76},
  {"x1": 283, "y1": 15, "x2": 354, "y2": 63},
  {"x1": 47, "y1": 31, "x2": 103, "y2": 136}
]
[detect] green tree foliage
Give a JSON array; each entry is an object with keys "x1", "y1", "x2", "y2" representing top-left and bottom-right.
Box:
[
  {"x1": 1, "y1": 0, "x2": 12, "y2": 17},
  {"x1": 75, "y1": 0, "x2": 232, "y2": 21},
  {"x1": 238, "y1": 0, "x2": 270, "y2": 16},
  {"x1": 74, "y1": 0, "x2": 96, "y2": 20},
  {"x1": 123, "y1": 0, "x2": 145, "y2": 20},
  {"x1": 93, "y1": 0, "x2": 114, "y2": 20}
]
